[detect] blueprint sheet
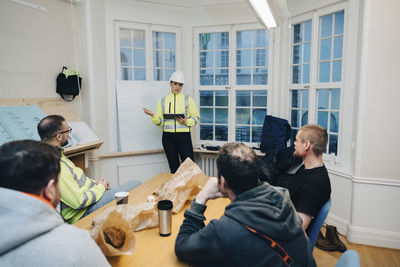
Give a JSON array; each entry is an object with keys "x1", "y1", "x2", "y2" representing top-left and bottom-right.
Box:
[{"x1": 0, "y1": 105, "x2": 46, "y2": 145}]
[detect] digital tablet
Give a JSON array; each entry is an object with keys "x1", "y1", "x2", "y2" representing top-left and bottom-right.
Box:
[{"x1": 163, "y1": 113, "x2": 185, "y2": 119}]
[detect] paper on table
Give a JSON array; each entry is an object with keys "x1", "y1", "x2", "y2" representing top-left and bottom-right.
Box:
[{"x1": 66, "y1": 121, "x2": 99, "y2": 146}]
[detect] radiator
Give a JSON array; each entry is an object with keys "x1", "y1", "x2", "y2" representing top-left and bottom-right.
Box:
[
  {"x1": 117, "y1": 160, "x2": 169, "y2": 185},
  {"x1": 199, "y1": 154, "x2": 218, "y2": 177}
]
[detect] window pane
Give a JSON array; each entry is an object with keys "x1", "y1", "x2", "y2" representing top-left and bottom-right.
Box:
[
  {"x1": 292, "y1": 65, "x2": 301, "y2": 84},
  {"x1": 301, "y1": 110, "x2": 308, "y2": 126},
  {"x1": 134, "y1": 49, "x2": 145, "y2": 66},
  {"x1": 152, "y1": 32, "x2": 162, "y2": 49},
  {"x1": 120, "y1": 29, "x2": 132, "y2": 47},
  {"x1": 303, "y1": 64, "x2": 310, "y2": 83},
  {"x1": 293, "y1": 45, "x2": 302, "y2": 64},
  {"x1": 216, "y1": 32, "x2": 229, "y2": 49},
  {"x1": 215, "y1": 108, "x2": 228, "y2": 124},
  {"x1": 255, "y1": 30, "x2": 268, "y2": 48},
  {"x1": 290, "y1": 129, "x2": 298, "y2": 146},
  {"x1": 328, "y1": 134, "x2": 338, "y2": 155},
  {"x1": 253, "y1": 68, "x2": 268, "y2": 85},
  {"x1": 200, "y1": 108, "x2": 213, "y2": 123},
  {"x1": 215, "y1": 91, "x2": 228, "y2": 106},
  {"x1": 134, "y1": 68, "x2": 145, "y2": 80},
  {"x1": 200, "y1": 91, "x2": 213, "y2": 106},
  {"x1": 334, "y1": 11, "x2": 344, "y2": 35},
  {"x1": 303, "y1": 43, "x2": 311, "y2": 63},
  {"x1": 304, "y1": 20, "x2": 312, "y2": 41},
  {"x1": 319, "y1": 62, "x2": 331, "y2": 82},
  {"x1": 165, "y1": 69, "x2": 174, "y2": 80},
  {"x1": 291, "y1": 90, "x2": 299, "y2": 108},
  {"x1": 200, "y1": 33, "x2": 214, "y2": 50},
  {"x1": 215, "y1": 126, "x2": 228, "y2": 141},
  {"x1": 200, "y1": 51, "x2": 214, "y2": 68},
  {"x1": 318, "y1": 89, "x2": 330, "y2": 109},
  {"x1": 200, "y1": 69, "x2": 214, "y2": 85},
  {"x1": 200, "y1": 125, "x2": 213, "y2": 140},
  {"x1": 320, "y1": 38, "x2": 331, "y2": 60},
  {"x1": 120, "y1": 48, "x2": 132, "y2": 66},
  {"x1": 236, "y1": 91, "x2": 250, "y2": 106},
  {"x1": 293, "y1": 24, "x2": 302, "y2": 43},
  {"x1": 291, "y1": 109, "x2": 299, "y2": 127},
  {"x1": 254, "y1": 49, "x2": 268, "y2": 66},
  {"x1": 164, "y1": 33, "x2": 176, "y2": 50},
  {"x1": 236, "y1": 108, "x2": 250, "y2": 124},
  {"x1": 237, "y1": 31, "x2": 252, "y2": 48},
  {"x1": 165, "y1": 51, "x2": 175, "y2": 68},
  {"x1": 252, "y1": 126, "x2": 263, "y2": 143},
  {"x1": 252, "y1": 109, "x2": 266, "y2": 125},
  {"x1": 121, "y1": 68, "x2": 132, "y2": 80},
  {"x1": 302, "y1": 90, "x2": 309, "y2": 108},
  {"x1": 330, "y1": 112, "x2": 339, "y2": 133},
  {"x1": 132, "y1": 31, "x2": 145, "y2": 48},
  {"x1": 236, "y1": 68, "x2": 251, "y2": 85},
  {"x1": 333, "y1": 36, "x2": 343, "y2": 59},
  {"x1": 318, "y1": 111, "x2": 328, "y2": 129},
  {"x1": 153, "y1": 69, "x2": 163, "y2": 81},
  {"x1": 321, "y1": 14, "x2": 333, "y2": 38},
  {"x1": 216, "y1": 51, "x2": 229, "y2": 68},
  {"x1": 153, "y1": 51, "x2": 163, "y2": 67},
  {"x1": 331, "y1": 89, "x2": 340, "y2": 110},
  {"x1": 253, "y1": 90, "x2": 267, "y2": 107},
  {"x1": 215, "y1": 69, "x2": 229, "y2": 85},
  {"x1": 236, "y1": 50, "x2": 251, "y2": 67},
  {"x1": 332, "y1": 60, "x2": 342, "y2": 82},
  {"x1": 236, "y1": 126, "x2": 250, "y2": 142}
]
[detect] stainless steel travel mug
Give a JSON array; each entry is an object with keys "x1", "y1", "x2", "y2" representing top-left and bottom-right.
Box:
[{"x1": 157, "y1": 200, "x2": 173, "y2": 237}]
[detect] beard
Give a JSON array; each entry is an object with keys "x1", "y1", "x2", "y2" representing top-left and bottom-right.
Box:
[{"x1": 61, "y1": 138, "x2": 69, "y2": 147}]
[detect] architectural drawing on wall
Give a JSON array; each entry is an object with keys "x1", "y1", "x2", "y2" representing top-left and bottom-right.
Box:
[{"x1": 0, "y1": 105, "x2": 46, "y2": 145}]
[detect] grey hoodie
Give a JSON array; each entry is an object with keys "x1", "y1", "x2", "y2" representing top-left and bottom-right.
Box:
[
  {"x1": 0, "y1": 187, "x2": 110, "y2": 267},
  {"x1": 175, "y1": 182, "x2": 316, "y2": 267}
]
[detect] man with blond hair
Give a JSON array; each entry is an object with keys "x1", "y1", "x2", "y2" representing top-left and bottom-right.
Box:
[{"x1": 273, "y1": 124, "x2": 331, "y2": 230}]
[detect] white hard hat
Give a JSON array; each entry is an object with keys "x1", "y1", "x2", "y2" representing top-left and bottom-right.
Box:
[{"x1": 169, "y1": 71, "x2": 185, "y2": 84}]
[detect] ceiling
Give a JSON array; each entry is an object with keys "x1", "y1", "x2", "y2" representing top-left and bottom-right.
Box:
[{"x1": 132, "y1": 0, "x2": 244, "y2": 8}]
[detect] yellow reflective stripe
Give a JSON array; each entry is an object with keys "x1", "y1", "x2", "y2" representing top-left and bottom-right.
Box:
[{"x1": 61, "y1": 159, "x2": 86, "y2": 188}]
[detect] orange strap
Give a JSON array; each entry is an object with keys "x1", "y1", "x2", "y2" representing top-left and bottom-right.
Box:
[{"x1": 243, "y1": 224, "x2": 294, "y2": 266}]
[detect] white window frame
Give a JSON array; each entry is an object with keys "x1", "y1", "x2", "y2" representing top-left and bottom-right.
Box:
[
  {"x1": 194, "y1": 23, "x2": 274, "y2": 148},
  {"x1": 287, "y1": 2, "x2": 348, "y2": 164}
]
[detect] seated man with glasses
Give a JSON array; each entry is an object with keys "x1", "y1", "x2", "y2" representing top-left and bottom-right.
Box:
[{"x1": 38, "y1": 115, "x2": 141, "y2": 223}]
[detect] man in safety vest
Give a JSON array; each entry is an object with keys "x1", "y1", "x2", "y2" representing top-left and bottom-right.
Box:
[
  {"x1": 143, "y1": 70, "x2": 200, "y2": 173},
  {"x1": 38, "y1": 115, "x2": 141, "y2": 224}
]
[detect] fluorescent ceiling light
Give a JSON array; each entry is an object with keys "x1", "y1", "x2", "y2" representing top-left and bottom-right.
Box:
[{"x1": 248, "y1": 0, "x2": 277, "y2": 28}]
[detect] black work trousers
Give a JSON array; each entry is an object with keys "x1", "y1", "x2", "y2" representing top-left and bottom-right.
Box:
[{"x1": 162, "y1": 132, "x2": 194, "y2": 173}]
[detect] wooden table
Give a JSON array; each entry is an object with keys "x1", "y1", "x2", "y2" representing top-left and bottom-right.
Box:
[{"x1": 74, "y1": 173, "x2": 230, "y2": 267}]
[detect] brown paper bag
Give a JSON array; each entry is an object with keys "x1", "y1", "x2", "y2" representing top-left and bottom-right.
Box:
[
  {"x1": 91, "y1": 211, "x2": 136, "y2": 256},
  {"x1": 92, "y1": 202, "x2": 158, "y2": 232},
  {"x1": 153, "y1": 158, "x2": 209, "y2": 214}
]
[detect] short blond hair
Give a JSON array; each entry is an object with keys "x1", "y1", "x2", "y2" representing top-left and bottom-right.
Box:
[{"x1": 298, "y1": 124, "x2": 328, "y2": 156}]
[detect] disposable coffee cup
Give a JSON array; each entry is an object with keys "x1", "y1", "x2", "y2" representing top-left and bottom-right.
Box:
[
  {"x1": 114, "y1": 191, "x2": 129, "y2": 205},
  {"x1": 157, "y1": 200, "x2": 173, "y2": 237}
]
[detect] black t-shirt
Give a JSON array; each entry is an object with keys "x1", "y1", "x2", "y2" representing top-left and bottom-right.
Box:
[{"x1": 273, "y1": 165, "x2": 331, "y2": 217}]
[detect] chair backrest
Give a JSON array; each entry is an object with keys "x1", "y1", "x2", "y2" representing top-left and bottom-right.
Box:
[
  {"x1": 335, "y1": 250, "x2": 360, "y2": 267},
  {"x1": 306, "y1": 198, "x2": 331, "y2": 251}
]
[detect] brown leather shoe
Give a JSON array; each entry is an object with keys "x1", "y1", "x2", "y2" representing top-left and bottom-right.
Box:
[
  {"x1": 315, "y1": 231, "x2": 337, "y2": 251},
  {"x1": 326, "y1": 225, "x2": 347, "y2": 252}
]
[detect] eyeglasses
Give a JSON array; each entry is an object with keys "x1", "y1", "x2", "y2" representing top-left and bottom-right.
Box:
[
  {"x1": 172, "y1": 81, "x2": 183, "y2": 87},
  {"x1": 58, "y1": 127, "x2": 72, "y2": 135}
]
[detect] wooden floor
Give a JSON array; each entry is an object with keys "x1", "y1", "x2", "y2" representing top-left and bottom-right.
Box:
[{"x1": 313, "y1": 227, "x2": 400, "y2": 267}]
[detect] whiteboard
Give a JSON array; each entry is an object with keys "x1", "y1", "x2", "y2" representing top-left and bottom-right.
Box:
[{"x1": 116, "y1": 81, "x2": 170, "y2": 152}]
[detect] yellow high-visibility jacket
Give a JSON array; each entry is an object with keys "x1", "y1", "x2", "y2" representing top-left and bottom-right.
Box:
[
  {"x1": 151, "y1": 93, "x2": 200, "y2": 132},
  {"x1": 59, "y1": 152, "x2": 105, "y2": 224}
]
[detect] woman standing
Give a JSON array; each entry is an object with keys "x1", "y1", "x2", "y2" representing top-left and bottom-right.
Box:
[{"x1": 143, "y1": 71, "x2": 200, "y2": 173}]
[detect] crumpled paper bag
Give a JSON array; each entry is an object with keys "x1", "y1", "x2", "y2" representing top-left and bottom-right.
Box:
[
  {"x1": 91, "y1": 211, "x2": 136, "y2": 256},
  {"x1": 92, "y1": 202, "x2": 158, "y2": 232},
  {"x1": 153, "y1": 158, "x2": 208, "y2": 214}
]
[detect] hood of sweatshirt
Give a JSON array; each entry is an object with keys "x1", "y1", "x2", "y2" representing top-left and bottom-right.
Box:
[
  {"x1": 224, "y1": 182, "x2": 304, "y2": 242},
  {"x1": 0, "y1": 187, "x2": 64, "y2": 256}
]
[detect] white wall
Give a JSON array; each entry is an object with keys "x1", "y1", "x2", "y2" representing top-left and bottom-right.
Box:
[{"x1": 0, "y1": 0, "x2": 82, "y2": 114}]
